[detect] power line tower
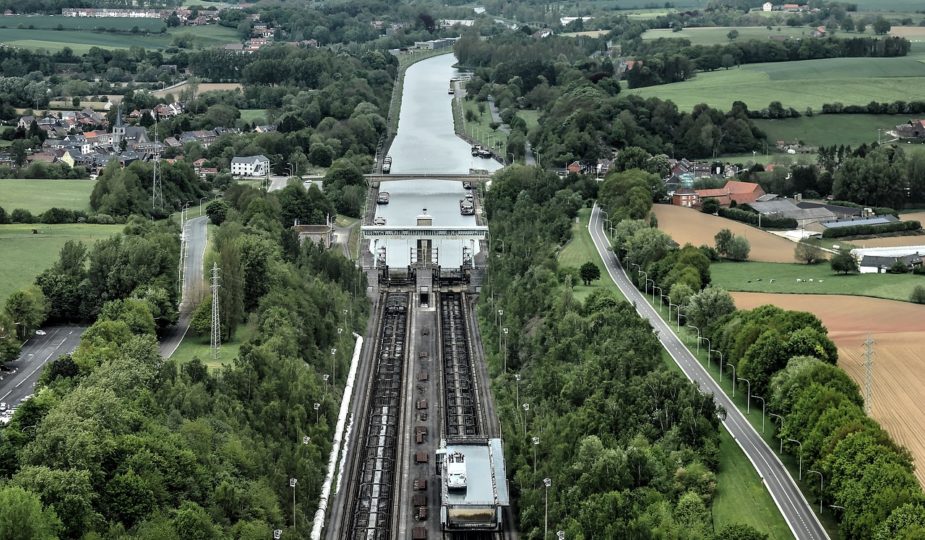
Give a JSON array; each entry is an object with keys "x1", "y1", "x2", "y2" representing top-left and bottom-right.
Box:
[
  {"x1": 210, "y1": 263, "x2": 221, "y2": 361},
  {"x1": 863, "y1": 335, "x2": 875, "y2": 415},
  {"x1": 152, "y1": 113, "x2": 164, "y2": 212}
]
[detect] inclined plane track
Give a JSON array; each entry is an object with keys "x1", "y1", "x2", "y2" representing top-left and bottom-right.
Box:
[
  {"x1": 346, "y1": 292, "x2": 410, "y2": 540},
  {"x1": 439, "y1": 292, "x2": 483, "y2": 438}
]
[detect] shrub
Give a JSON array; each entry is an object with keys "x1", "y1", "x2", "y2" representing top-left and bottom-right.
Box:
[
  {"x1": 717, "y1": 206, "x2": 797, "y2": 229},
  {"x1": 910, "y1": 285, "x2": 925, "y2": 304},
  {"x1": 0, "y1": 205, "x2": 8, "y2": 224},
  {"x1": 889, "y1": 260, "x2": 910, "y2": 274}
]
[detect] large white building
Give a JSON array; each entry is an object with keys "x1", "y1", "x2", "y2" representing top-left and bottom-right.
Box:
[{"x1": 231, "y1": 155, "x2": 270, "y2": 177}]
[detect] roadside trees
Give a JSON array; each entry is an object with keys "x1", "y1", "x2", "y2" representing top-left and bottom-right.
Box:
[
  {"x1": 579, "y1": 262, "x2": 600, "y2": 286},
  {"x1": 4, "y1": 287, "x2": 47, "y2": 340}
]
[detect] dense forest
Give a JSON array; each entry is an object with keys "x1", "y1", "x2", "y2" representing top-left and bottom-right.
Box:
[
  {"x1": 479, "y1": 165, "x2": 772, "y2": 539},
  {"x1": 0, "y1": 183, "x2": 366, "y2": 537}
]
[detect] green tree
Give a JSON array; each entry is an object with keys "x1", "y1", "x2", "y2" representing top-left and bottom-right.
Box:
[
  {"x1": 685, "y1": 287, "x2": 735, "y2": 331},
  {"x1": 579, "y1": 262, "x2": 601, "y2": 285},
  {"x1": 910, "y1": 285, "x2": 925, "y2": 304},
  {"x1": 13, "y1": 466, "x2": 99, "y2": 538},
  {"x1": 727, "y1": 29, "x2": 739, "y2": 40},
  {"x1": 669, "y1": 282, "x2": 694, "y2": 307},
  {"x1": 794, "y1": 240, "x2": 823, "y2": 264},
  {"x1": 4, "y1": 286, "x2": 47, "y2": 339},
  {"x1": 218, "y1": 240, "x2": 245, "y2": 340},
  {"x1": 206, "y1": 199, "x2": 229, "y2": 225},
  {"x1": 726, "y1": 235, "x2": 750, "y2": 261},
  {"x1": 830, "y1": 249, "x2": 858, "y2": 274},
  {"x1": 0, "y1": 312, "x2": 21, "y2": 363},
  {"x1": 715, "y1": 523, "x2": 769, "y2": 540},
  {"x1": 872, "y1": 16, "x2": 891, "y2": 35},
  {"x1": 190, "y1": 296, "x2": 212, "y2": 336},
  {"x1": 98, "y1": 298, "x2": 156, "y2": 337},
  {"x1": 701, "y1": 197, "x2": 719, "y2": 214},
  {"x1": 714, "y1": 228, "x2": 733, "y2": 256},
  {"x1": 0, "y1": 486, "x2": 62, "y2": 540}
]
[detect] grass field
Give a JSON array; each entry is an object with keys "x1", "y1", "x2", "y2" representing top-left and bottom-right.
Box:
[
  {"x1": 170, "y1": 318, "x2": 257, "y2": 370},
  {"x1": 517, "y1": 109, "x2": 541, "y2": 132},
  {"x1": 733, "y1": 292, "x2": 925, "y2": 488},
  {"x1": 0, "y1": 15, "x2": 164, "y2": 32},
  {"x1": 239, "y1": 109, "x2": 269, "y2": 123},
  {"x1": 628, "y1": 56, "x2": 925, "y2": 112},
  {"x1": 461, "y1": 98, "x2": 507, "y2": 150},
  {"x1": 558, "y1": 208, "x2": 625, "y2": 303},
  {"x1": 753, "y1": 114, "x2": 912, "y2": 148},
  {"x1": 711, "y1": 260, "x2": 924, "y2": 302},
  {"x1": 0, "y1": 179, "x2": 95, "y2": 214},
  {"x1": 0, "y1": 23, "x2": 237, "y2": 53},
  {"x1": 0, "y1": 223, "x2": 122, "y2": 305},
  {"x1": 642, "y1": 26, "x2": 817, "y2": 45}
]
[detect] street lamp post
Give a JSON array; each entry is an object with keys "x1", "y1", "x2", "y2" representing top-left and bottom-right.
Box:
[
  {"x1": 700, "y1": 336, "x2": 712, "y2": 367},
  {"x1": 639, "y1": 271, "x2": 648, "y2": 294},
  {"x1": 557, "y1": 532, "x2": 565, "y2": 540},
  {"x1": 543, "y1": 477, "x2": 552, "y2": 540},
  {"x1": 522, "y1": 403, "x2": 530, "y2": 437},
  {"x1": 314, "y1": 402, "x2": 320, "y2": 425},
  {"x1": 289, "y1": 478, "x2": 297, "y2": 531},
  {"x1": 712, "y1": 349, "x2": 724, "y2": 375},
  {"x1": 667, "y1": 302, "x2": 677, "y2": 327},
  {"x1": 514, "y1": 373, "x2": 521, "y2": 410},
  {"x1": 687, "y1": 324, "x2": 700, "y2": 353},
  {"x1": 497, "y1": 309, "x2": 504, "y2": 346},
  {"x1": 788, "y1": 438, "x2": 803, "y2": 480},
  {"x1": 738, "y1": 377, "x2": 751, "y2": 414},
  {"x1": 753, "y1": 395, "x2": 766, "y2": 433},
  {"x1": 808, "y1": 470, "x2": 824, "y2": 515},
  {"x1": 502, "y1": 327, "x2": 509, "y2": 372},
  {"x1": 653, "y1": 286, "x2": 663, "y2": 308},
  {"x1": 322, "y1": 374, "x2": 329, "y2": 398},
  {"x1": 532, "y1": 436, "x2": 539, "y2": 478},
  {"x1": 725, "y1": 363, "x2": 736, "y2": 397},
  {"x1": 769, "y1": 413, "x2": 785, "y2": 453},
  {"x1": 330, "y1": 348, "x2": 337, "y2": 383}
]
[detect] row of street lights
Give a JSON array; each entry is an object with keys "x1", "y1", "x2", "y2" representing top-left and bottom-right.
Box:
[{"x1": 627, "y1": 263, "x2": 833, "y2": 518}]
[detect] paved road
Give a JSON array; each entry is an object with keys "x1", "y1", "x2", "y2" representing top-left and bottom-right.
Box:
[
  {"x1": 0, "y1": 325, "x2": 84, "y2": 407},
  {"x1": 588, "y1": 205, "x2": 827, "y2": 540},
  {"x1": 159, "y1": 215, "x2": 208, "y2": 358}
]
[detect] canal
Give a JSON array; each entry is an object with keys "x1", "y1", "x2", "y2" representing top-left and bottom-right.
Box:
[{"x1": 373, "y1": 53, "x2": 501, "y2": 268}]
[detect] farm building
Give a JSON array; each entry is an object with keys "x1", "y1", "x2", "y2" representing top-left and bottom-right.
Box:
[
  {"x1": 850, "y1": 246, "x2": 925, "y2": 273},
  {"x1": 693, "y1": 180, "x2": 765, "y2": 207},
  {"x1": 895, "y1": 120, "x2": 925, "y2": 140},
  {"x1": 749, "y1": 197, "x2": 836, "y2": 228},
  {"x1": 231, "y1": 155, "x2": 270, "y2": 177}
]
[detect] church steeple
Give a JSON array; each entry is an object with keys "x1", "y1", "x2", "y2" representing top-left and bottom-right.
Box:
[{"x1": 112, "y1": 103, "x2": 126, "y2": 150}]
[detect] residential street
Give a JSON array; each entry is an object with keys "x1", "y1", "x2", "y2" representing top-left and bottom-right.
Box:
[
  {"x1": 0, "y1": 325, "x2": 85, "y2": 408},
  {"x1": 159, "y1": 215, "x2": 208, "y2": 358},
  {"x1": 588, "y1": 205, "x2": 828, "y2": 540}
]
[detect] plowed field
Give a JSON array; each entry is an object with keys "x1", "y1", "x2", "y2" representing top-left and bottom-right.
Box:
[
  {"x1": 731, "y1": 291, "x2": 925, "y2": 486},
  {"x1": 653, "y1": 205, "x2": 796, "y2": 263}
]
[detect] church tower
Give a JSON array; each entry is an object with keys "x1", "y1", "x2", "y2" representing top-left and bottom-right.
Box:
[{"x1": 112, "y1": 104, "x2": 125, "y2": 150}]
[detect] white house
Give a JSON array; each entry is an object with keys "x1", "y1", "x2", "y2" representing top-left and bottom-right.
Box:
[
  {"x1": 762, "y1": 2, "x2": 773, "y2": 11},
  {"x1": 231, "y1": 155, "x2": 270, "y2": 177}
]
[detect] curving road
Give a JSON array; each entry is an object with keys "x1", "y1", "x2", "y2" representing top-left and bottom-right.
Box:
[
  {"x1": 588, "y1": 205, "x2": 827, "y2": 540},
  {"x1": 159, "y1": 215, "x2": 208, "y2": 358}
]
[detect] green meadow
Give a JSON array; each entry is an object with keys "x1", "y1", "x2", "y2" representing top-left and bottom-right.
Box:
[
  {"x1": 628, "y1": 56, "x2": 925, "y2": 112},
  {"x1": 0, "y1": 179, "x2": 95, "y2": 214}
]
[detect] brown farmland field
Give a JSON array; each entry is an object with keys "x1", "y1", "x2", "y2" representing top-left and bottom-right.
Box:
[
  {"x1": 653, "y1": 204, "x2": 796, "y2": 263},
  {"x1": 731, "y1": 291, "x2": 925, "y2": 487}
]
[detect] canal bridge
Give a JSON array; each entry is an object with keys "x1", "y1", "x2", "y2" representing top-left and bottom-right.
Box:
[{"x1": 305, "y1": 172, "x2": 494, "y2": 186}]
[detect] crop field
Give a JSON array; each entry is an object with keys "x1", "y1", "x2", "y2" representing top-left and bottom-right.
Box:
[
  {"x1": 731, "y1": 291, "x2": 925, "y2": 487},
  {"x1": 0, "y1": 15, "x2": 165, "y2": 32},
  {"x1": 753, "y1": 114, "x2": 911, "y2": 148},
  {"x1": 641, "y1": 26, "x2": 815, "y2": 45},
  {"x1": 0, "y1": 179, "x2": 95, "y2": 214},
  {"x1": 628, "y1": 56, "x2": 925, "y2": 112},
  {"x1": 652, "y1": 204, "x2": 797, "y2": 262},
  {"x1": 152, "y1": 81, "x2": 242, "y2": 99},
  {"x1": 0, "y1": 223, "x2": 122, "y2": 306},
  {"x1": 0, "y1": 24, "x2": 237, "y2": 53},
  {"x1": 711, "y1": 260, "x2": 924, "y2": 302}
]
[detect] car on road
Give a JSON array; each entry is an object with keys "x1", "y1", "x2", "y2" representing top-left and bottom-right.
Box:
[
  {"x1": 35, "y1": 330, "x2": 46, "y2": 335},
  {"x1": 0, "y1": 403, "x2": 7, "y2": 412}
]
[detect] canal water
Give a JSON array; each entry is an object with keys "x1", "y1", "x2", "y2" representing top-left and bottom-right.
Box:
[{"x1": 373, "y1": 53, "x2": 501, "y2": 268}]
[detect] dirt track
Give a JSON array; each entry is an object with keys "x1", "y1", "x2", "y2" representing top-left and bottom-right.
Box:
[
  {"x1": 731, "y1": 291, "x2": 925, "y2": 487},
  {"x1": 653, "y1": 204, "x2": 796, "y2": 262}
]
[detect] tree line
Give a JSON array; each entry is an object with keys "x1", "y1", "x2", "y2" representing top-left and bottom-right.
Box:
[
  {"x1": 607, "y1": 188, "x2": 925, "y2": 538},
  {"x1": 481, "y1": 165, "x2": 770, "y2": 539},
  {"x1": 625, "y1": 36, "x2": 910, "y2": 88},
  {"x1": 0, "y1": 180, "x2": 368, "y2": 537}
]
